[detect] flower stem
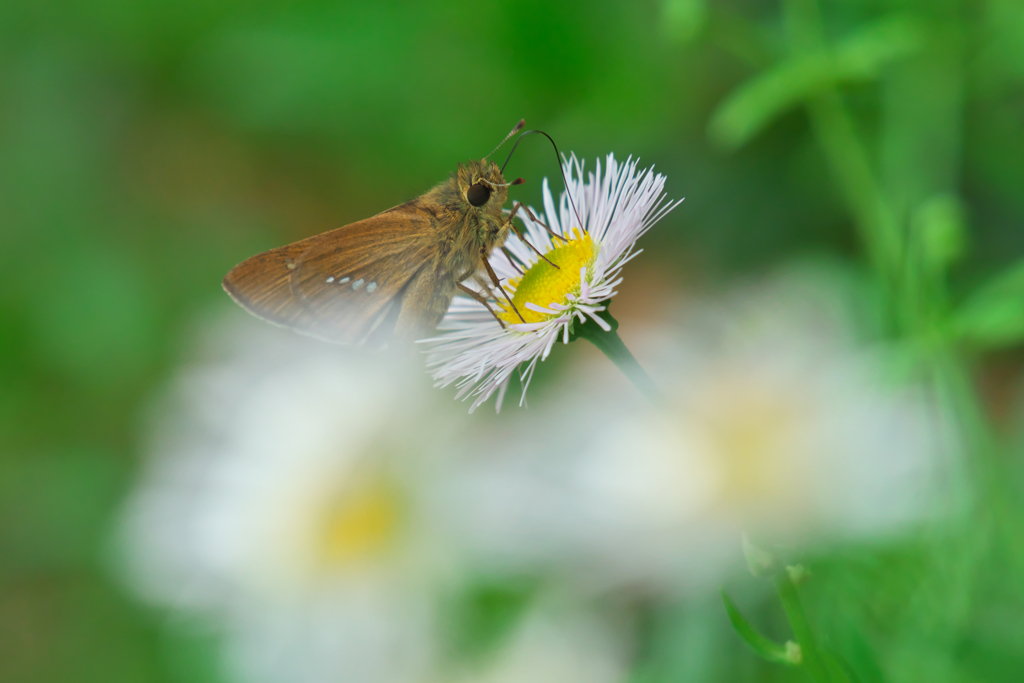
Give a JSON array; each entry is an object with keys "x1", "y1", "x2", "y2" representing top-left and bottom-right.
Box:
[
  {"x1": 774, "y1": 572, "x2": 831, "y2": 683},
  {"x1": 571, "y1": 311, "x2": 663, "y2": 404},
  {"x1": 721, "y1": 590, "x2": 802, "y2": 667}
]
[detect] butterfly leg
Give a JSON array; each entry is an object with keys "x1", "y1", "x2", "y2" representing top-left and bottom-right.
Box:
[
  {"x1": 457, "y1": 283, "x2": 506, "y2": 329},
  {"x1": 504, "y1": 203, "x2": 560, "y2": 269},
  {"x1": 501, "y1": 246, "x2": 524, "y2": 274},
  {"x1": 481, "y1": 248, "x2": 526, "y2": 323}
]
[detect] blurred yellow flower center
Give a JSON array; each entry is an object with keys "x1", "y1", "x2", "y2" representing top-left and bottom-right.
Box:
[
  {"x1": 700, "y1": 378, "x2": 804, "y2": 506},
  {"x1": 499, "y1": 229, "x2": 596, "y2": 325},
  {"x1": 320, "y1": 481, "x2": 401, "y2": 565}
]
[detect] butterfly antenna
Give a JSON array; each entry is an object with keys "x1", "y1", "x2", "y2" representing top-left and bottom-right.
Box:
[
  {"x1": 501, "y1": 129, "x2": 583, "y2": 231},
  {"x1": 485, "y1": 119, "x2": 526, "y2": 160}
]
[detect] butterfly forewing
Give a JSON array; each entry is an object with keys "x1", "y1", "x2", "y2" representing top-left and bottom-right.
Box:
[{"x1": 223, "y1": 204, "x2": 439, "y2": 345}]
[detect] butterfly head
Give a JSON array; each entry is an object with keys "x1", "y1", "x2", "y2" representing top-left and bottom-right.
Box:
[{"x1": 458, "y1": 159, "x2": 511, "y2": 214}]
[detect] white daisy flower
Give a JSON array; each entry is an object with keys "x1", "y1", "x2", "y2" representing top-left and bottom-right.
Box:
[
  {"x1": 424, "y1": 153, "x2": 682, "y2": 412},
  {"x1": 439, "y1": 271, "x2": 956, "y2": 592},
  {"x1": 452, "y1": 603, "x2": 628, "y2": 683},
  {"x1": 117, "y1": 314, "x2": 461, "y2": 683}
]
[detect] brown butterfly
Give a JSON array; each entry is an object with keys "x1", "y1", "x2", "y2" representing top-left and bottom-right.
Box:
[{"x1": 222, "y1": 120, "x2": 569, "y2": 347}]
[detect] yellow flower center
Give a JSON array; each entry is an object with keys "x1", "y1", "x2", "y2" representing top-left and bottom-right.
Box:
[
  {"x1": 320, "y1": 481, "x2": 402, "y2": 565},
  {"x1": 499, "y1": 229, "x2": 596, "y2": 325},
  {"x1": 697, "y1": 375, "x2": 807, "y2": 510}
]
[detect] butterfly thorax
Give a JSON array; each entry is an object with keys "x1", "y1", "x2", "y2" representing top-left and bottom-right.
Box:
[{"x1": 419, "y1": 159, "x2": 510, "y2": 282}]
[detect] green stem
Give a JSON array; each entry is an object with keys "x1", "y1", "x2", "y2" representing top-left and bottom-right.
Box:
[
  {"x1": 782, "y1": 0, "x2": 903, "y2": 326},
  {"x1": 806, "y1": 91, "x2": 902, "y2": 281},
  {"x1": 721, "y1": 590, "x2": 800, "y2": 666},
  {"x1": 775, "y1": 572, "x2": 831, "y2": 683},
  {"x1": 571, "y1": 311, "x2": 663, "y2": 404}
]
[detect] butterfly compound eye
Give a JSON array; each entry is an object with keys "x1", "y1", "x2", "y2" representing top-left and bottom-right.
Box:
[{"x1": 467, "y1": 183, "x2": 491, "y2": 207}]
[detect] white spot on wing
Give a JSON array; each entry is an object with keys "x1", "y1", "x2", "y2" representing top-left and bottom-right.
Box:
[
  {"x1": 326, "y1": 276, "x2": 335, "y2": 283},
  {"x1": 366, "y1": 282, "x2": 378, "y2": 293},
  {"x1": 339, "y1": 277, "x2": 351, "y2": 284},
  {"x1": 352, "y1": 279, "x2": 365, "y2": 291}
]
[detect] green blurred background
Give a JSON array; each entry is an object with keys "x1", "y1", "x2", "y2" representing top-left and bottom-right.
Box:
[{"x1": 3, "y1": 0, "x2": 1024, "y2": 681}]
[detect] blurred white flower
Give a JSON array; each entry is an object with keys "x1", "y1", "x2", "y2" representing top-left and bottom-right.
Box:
[
  {"x1": 442, "y1": 271, "x2": 955, "y2": 591},
  {"x1": 424, "y1": 153, "x2": 682, "y2": 412},
  {"x1": 118, "y1": 313, "x2": 459, "y2": 683},
  {"x1": 453, "y1": 604, "x2": 628, "y2": 683}
]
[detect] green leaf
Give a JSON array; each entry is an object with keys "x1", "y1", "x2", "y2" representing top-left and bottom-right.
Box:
[
  {"x1": 831, "y1": 15, "x2": 925, "y2": 79},
  {"x1": 951, "y1": 260, "x2": 1024, "y2": 348},
  {"x1": 709, "y1": 15, "x2": 924, "y2": 149},
  {"x1": 443, "y1": 577, "x2": 538, "y2": 662},
  {"x1": 720, "y1": 591, "x2": 800, "y2": 666},
  {"x1": 913, "y1": 194, "x2": 967, "y2": 273},
  {"x1": 708, "y1": 53, "x2": 834, "y2": 149},
  {"x1": 822, "y1": 648, "x2": 863, "y2": 683},
  {"x1": 661, "y1": 0, "x2": 708, "y2": 45}
]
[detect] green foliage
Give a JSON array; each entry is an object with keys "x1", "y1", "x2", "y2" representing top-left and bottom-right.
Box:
[
  {"x1": 952, "y1": 260, "x2": 1024, "y2": 349},
  {"x1": 2, "y1": 0, "x2": 1024, "y2": 681},
  {"x1": 913, "y1": 194, "x2": 967, "y2": 274},
  {"x1": 709, "y1": 15, "x2": 924, "y2": 150},
  {"x1": 721, "y1": 591, "x2": 800, "y2": 666},
  {"x1": 443, "y1": 576, "x2": 538, "y2": 662},
  {"x1": 661, "y1": 0, "x2": 708, "y2": 45}
]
